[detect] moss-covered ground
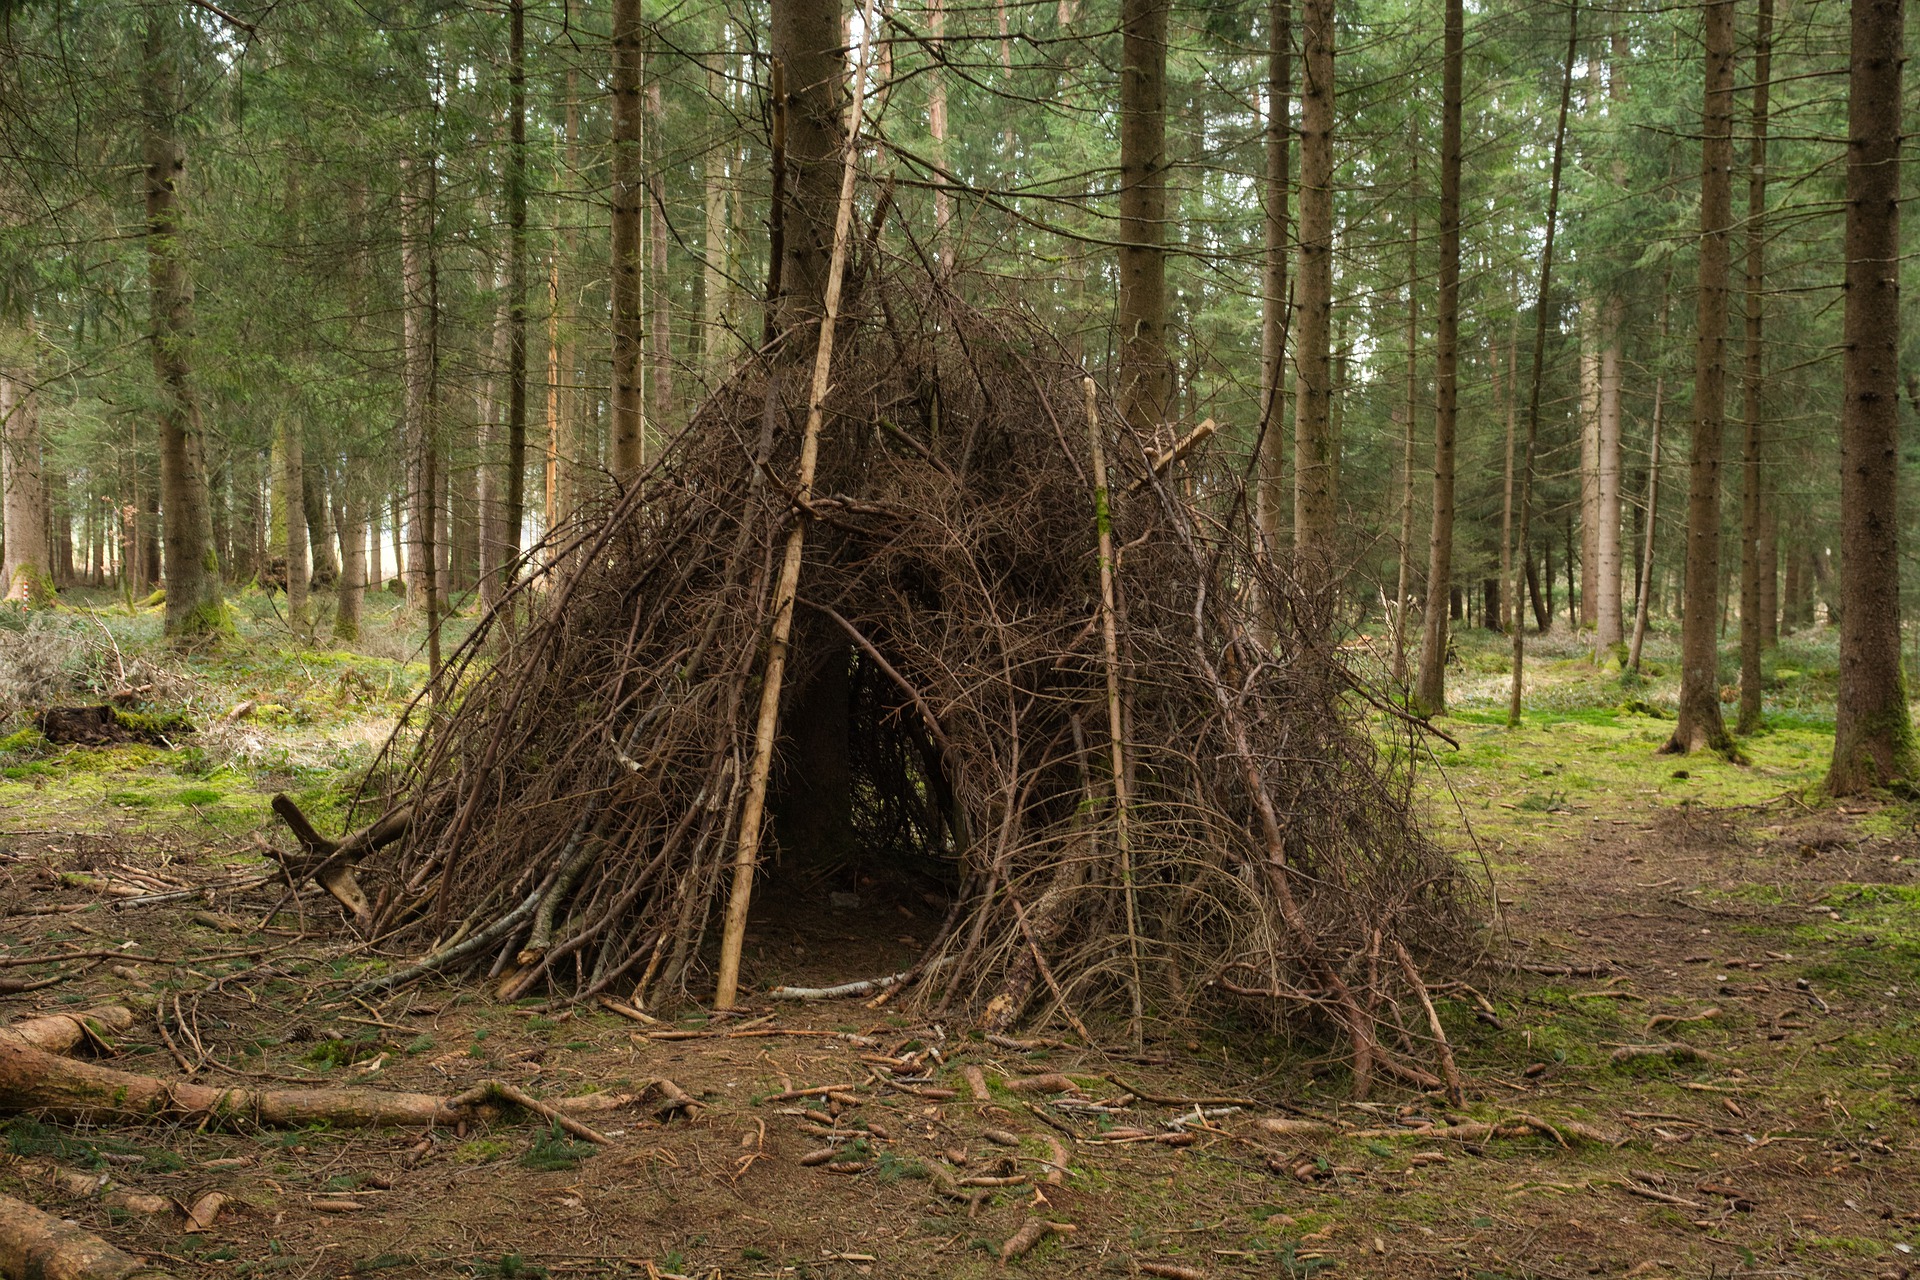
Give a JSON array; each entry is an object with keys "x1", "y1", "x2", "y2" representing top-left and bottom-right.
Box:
[{"x1": 0, "y1": 606, "x2": 1914, "y2": 1278}]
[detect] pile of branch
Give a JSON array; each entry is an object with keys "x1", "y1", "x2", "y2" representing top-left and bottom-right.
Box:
[{"x1": 304, "y1": 271, "x2": 1478, "y2": 1094}]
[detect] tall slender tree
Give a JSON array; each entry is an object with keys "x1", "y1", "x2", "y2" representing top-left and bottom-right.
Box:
[
  {"x1": 1291, "y1": 0, "x2": 1335, "y2": 563},
  {"x1": 1665, "y1": 0, "x2": 1736, "y2": 756},
  {"x1": 1253, "y1": 0, "x2": 1290, "y2": 567},
  {"x1": 0, "y1": 315, "x2": 51, "y2": 604},
  {"x1": 1412, "y1": 0, "x2": 1462, "y2": 711},
  {"x1": 1736, "y1": 0, "x2": 1773, "y2": 735},
  {"x1": 502, "y1": 0, "x2": 529, "y2": 581},
  {"x1": 1827, "y1": 0, "x2": 1915, "y2": 793},
  {"x1": 610, "y1": 0, "x2": 647, "y2": 477}
]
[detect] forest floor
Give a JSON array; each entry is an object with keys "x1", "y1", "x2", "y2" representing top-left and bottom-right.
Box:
[{"x1": 0, "y1": 592, "x2": 1916, "y2": 1279}]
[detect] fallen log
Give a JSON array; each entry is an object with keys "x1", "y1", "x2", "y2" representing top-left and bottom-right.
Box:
[
  {"x1": 0, "y1": 1037, "x2": 687, "y2": 1129},
  {"x1": 0, "y1": 1008, "x2": 133, "y2": 1053},
  {"x1": 0, "y1": 1190, "x2": 174, "y2": 1280}
]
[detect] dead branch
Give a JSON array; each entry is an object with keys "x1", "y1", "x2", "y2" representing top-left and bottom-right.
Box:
[{"x1": 0, "y1": 1190, "x2": 174, "y2": 1280}]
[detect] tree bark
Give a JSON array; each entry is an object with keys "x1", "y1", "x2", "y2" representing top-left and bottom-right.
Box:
[
  {"x1": 1411, "y1": 0, "x2": 1461, "y2": 712},
  {"x1": 142, "y1": 8, "x2": 224, "y2": 638},
  {"x1": 1507, "y1": 3, "x2": 1579, "y2": 725},
  {"x1": 647, "y1": 82, "x2": 674, "y2": 433},
  {"x1": 0, "y1": 1191, "x2": 175, "y2": 1280},
  {"x1": 610, "y1": 0, "x2": 647, "y2": 476},
  {"x1": 1577, "y1": 307, "x2": 1599, "y2": 627},
  {"x1": 771, "y1": 0, "x2": 848, "y2": 335},
  {"x1": 1594, "y1": 295, "x2": 1624, "y2": 648},
  {"x1": 1117, "y1": 0, "x2": 1170, "y2": 435},
  {"x1": 332, "y1": 474, "x2": 364, "y2": 643},
  {"x1": 1254, "y1": 0, "x2": 1291, "y2": 567},
  {"x1": 1736, "y1": 0, "x2": 1773, "y2": 735},
  {"x1": 1629, "y1": 272, "x2": 1674, "y2": 676},
  {"x1": 400, "y1": 152, "x2": 442, "y2": 685},
  {"x1": 1291, "y1": 0, "x2": 1335, "y2": 564},
  {"x1": 279, "y1": 417, "x2": 308, "y2": 630},
  {"x1": 703, "y1": 20, "x2": 734, "y2": 367},
  {"x1": 1665, "y1": 0, "x2": 1736, "y2": 755},
  {"x1": 1827, "y1": 0, "x2": 1914, "y2": 793},
  {"x1": 503, "y1": 0, "x2": 529, "y2": 583},
  {"x1": 302, "y1": 458, "x2": 337, "y2": 588},
  {"x1": 1, "y1": 319, "x2": 51, "y2": 605}
]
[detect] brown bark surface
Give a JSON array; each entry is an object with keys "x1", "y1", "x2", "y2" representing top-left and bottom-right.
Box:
[
  {"x1": 0, "y1": 1191, "x2": 173, "y2": 1280},
  {"x1": 1736, "y1": 0, "x2": 1773, "y2": 735},
  {"x1": 1827, "y1": 0, "x2": 1915, "y2": 793},
  {"x1": 1290, "y1": 0, "x2": 1335, "y2": 562},
  {"x1": 142, "y1": 10, "x2": 224, "y2": 637},
  {"x1": 1666, "y1": 0, "x2": 1736, "y2": 755},
  {"x1": 1254, "y1": 0, "x2": 1291, "y2": 566},
  {"x1": 1117, "y1": 0, "x2": 1170, "y2": 435},
  {"x1": 610, "y1": 0, "x2": 647, "y2": 476},
  {"x1": 1, "y1": 321, "x2": 50, "y2": 605},
  {"x1": 1412, "y1": 0, "x2": 1461, "y2": 713},
  {"x1": 770, "y1": 0, "x2": 847, "y2": 334}
]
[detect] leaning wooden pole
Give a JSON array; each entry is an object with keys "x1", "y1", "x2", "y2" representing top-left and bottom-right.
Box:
[
  {"x1": 1084, "y1": 378, "x2": 1145, "y2": 1052},
  {"x1": 713, "y1": 0, "x2": 883, "y2": 1010}
]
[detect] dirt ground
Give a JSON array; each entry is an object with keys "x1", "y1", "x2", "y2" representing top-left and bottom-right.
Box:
[{"x1": 1, "y1": 735, "x2": 1917, "y2": 1279}]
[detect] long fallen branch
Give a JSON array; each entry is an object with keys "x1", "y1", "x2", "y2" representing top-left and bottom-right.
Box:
[
  {"x1": 0, "y1": 1006, "x2": 133, "y2": 1053},
  {"x1": 0, "y1": 1037, "x2": 691, "y2": 1129}
]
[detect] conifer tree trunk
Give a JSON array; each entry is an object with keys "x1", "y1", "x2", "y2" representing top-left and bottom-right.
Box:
[
  {"x1": 1291, "y1": 0, "x2": 1335, "y2": 563},
  {"x1": 1117, "y1": 0, "x2": 1170, "y2": 435},
  {"x1": 1827, "y1": 0, "x2": 1915, "y2": 793},
  {"x1": 332, "y1": 474, "x2": 364, "y2": 643},
  {"x1": 1254, "y1": 0, "x2": 1290, "y2": 565},
  {"x1": 503, "y1": 0, "x2": 529, "y2": 579},
  {"x1": 1577, "y1": 313, "x2": 1598, "y2": 627},
  {"x1": 610, "y1": 0, "x2": 647, "y2": 476},
  {"x1": 1594, "y1": 295, "x2": 1624, "y2": 648},
  {"x1": 142, "y1": 7, "x2": 224, "y2": 637},
  {"x1": 703, "y1": 19, "x2": 733, "y2": 367},
  {"x1": 1, "y1": 319, "x2": 51, "y2": 604},
  {"x1": 1391, "y1": 175, "x2": 1418, "y2": 686},
  {"x1": 1412, "y1": 0, "x2": 1461, "y2": 711},
  {"x1": 772, "y1": 0, "x2": 848, "y2": 332},
  {"x1": 279, "y1": 418, "x2": 308, "y2": 629},
  {"x1": 648, "y1": 82, "x2": 673, "y2": 427},
  {"x1": 928, "y1": 0, "x2": 953, "y2": 276},
  {"x1": 303, "y1": 459, "x2": 338, "y2": 587},
  {"x1": 1736, "y1": 0, "x2": 1773, "y2": 735},
  {"x1": 1665, "y1": 0, "x2": 1736, "y2": 755}
]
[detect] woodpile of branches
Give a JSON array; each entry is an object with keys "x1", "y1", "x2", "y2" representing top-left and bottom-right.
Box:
[{"x1": 325, "y1": 278, "x2": 1480, "y2": 1094}]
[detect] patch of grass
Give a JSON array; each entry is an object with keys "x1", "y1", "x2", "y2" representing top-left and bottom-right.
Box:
[
  {"x1": 466, "y1": 1256, "x2": 549, "y2": 1280},
  {"x1": 304, "y1": 1037, "x2": 382, "y2": 1069},
  {"x1": 521, "y1": 1123, "x2": 597, "y2": 1171},
  {"x1": 453, "y1": 1139, "x2": 509, "y2": 1164}
]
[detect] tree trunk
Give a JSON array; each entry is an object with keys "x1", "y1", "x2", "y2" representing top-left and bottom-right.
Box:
[
  {"x1": 279, "y1": 417, "x2": 308, "y2": 630},
  {"x1": 1412, "y1": 0, "x2": 1461, "y2": 712},
  {"x1": 1507, "y1": 3, "x2": 1579, "y2": 724},
  {"x1": 401, "y1": 158, "x2": 433, "y2": 614},
  {"x1": 332, "y1": 474, "x2": 365, "y2": 643},
  {"x1": 1117, "y1": 0, "x2": 1170, "y2": 435},
  {"x1": 610, "y1": 0, "x2": 647, "y2": 476},
  {"x1": 1498, "y1": 325, "x2": 1517, "y2": 632},
  {"x1": 1, "y1": 319, "x2": 52, "y2": 604},
  {"x1": 143, "y1": 9, "x2": 224, "y2": 638},
  {"x1": 1827, "y1": 0, "x2": 1914, "y2": 793},
  {"x1": 771, "y1": 0, "x2": 848, "y2": 334},
  {"x1": 1577, "y1": 307, "x2": 1599, "y2": 628},
  {"x1": 648, "y1": 81, "x2": 674, "y2": 432},
  {"x1": 1665, "y1": 0, "x2": 1736, "y2": 756},
  {"x1": 1391, "y1": 149, "x2": 1418, "y2": 686},
  {"x1": 477, "y1": 284, "x2": 510, "y2": 608},
  {"x1": 0, "y1": 1190, "x2": 175, "y2": 1280},
  {"x1": 302, "y1": 457, "x2": 337, "y2": 588},
  {"x1": 1254, "y1": 0, "x2": 1291, "y2": 593},
  {"x1": 1736, "y1": 0, "x2": 1773, "y2": 735},
  {"x1": 1594, "y1": 294, "x2": 1624, "y2": 648},
  {"x1": 928, "y1": 0, "x2": 954, "y2": 276},
  {"x1": 1759, "y1": 506, "x2": 1778, "y2": 649},
  {"x1": 1291, "y1": 0, "x2": 1335, "y2": 564},
  {"x1": 703, "y1": 19, "x2": 735, "y2": 367},
  {"x1": 503, "y1": 0, "x2": 529, "y2": 583}
]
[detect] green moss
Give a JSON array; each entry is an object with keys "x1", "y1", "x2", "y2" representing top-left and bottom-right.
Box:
[{"x1": 0, "y1": 728, "x2": 48, "y2": 754}]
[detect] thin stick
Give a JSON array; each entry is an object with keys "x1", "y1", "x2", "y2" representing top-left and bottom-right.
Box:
[
  {"x1": 1084, "y1": 378, "x2": 1145, "y2": 1054},
  {"x1": 1628, "y1": 263, "x2": 1675, "y2": 675},
  {"x1": 1392, "y1": 939, "x2": 1464, "y2": 1107},
  {"x1": 713, "y1": 0, "x2": 884, "y2": 1010}
]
